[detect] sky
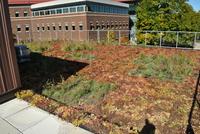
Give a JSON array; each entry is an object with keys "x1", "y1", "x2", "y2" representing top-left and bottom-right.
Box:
[{"x1": 188, "y1": 0, "x2": 200, "y2": 11}]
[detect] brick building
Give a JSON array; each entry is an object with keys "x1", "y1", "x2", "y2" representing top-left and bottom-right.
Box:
[{"x1": 8, "y1": 0, "x2": 129, "y2": 42}]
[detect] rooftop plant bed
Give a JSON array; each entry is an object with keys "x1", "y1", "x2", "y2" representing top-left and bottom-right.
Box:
[{"x1": 18, "y1": 42, "x2": 200, "y2": 134}]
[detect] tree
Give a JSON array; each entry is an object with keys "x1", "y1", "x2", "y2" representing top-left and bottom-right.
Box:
[{"x1": 136, "y1": 0, "x2": 200, "y2": 47}]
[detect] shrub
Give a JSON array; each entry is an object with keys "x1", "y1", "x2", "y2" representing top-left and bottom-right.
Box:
[{"x1": 128, "y1": 53, "x2": 195, "y2": 82}]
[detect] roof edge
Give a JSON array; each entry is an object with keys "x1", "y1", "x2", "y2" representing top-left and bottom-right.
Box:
[{"x1": 31, "y1": 0, "x2": 129, "y2": 9}]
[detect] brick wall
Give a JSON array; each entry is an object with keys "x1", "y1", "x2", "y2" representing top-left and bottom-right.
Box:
[{"x1": 9, "y1": 5, "x2": 129, "y2": 42}]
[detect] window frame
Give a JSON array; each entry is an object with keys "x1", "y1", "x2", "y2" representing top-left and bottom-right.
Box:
[{"x1": 15, "y1": 11, "x2": 19, "y2": 17}]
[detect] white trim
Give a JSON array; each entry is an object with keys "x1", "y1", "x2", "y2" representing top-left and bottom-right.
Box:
[
  {"x1": 20, "y1": 13, "x2": 127, "y2": 21},
  {"x1": 31, "y1": 0, "x2": 129, "y2": 9}
]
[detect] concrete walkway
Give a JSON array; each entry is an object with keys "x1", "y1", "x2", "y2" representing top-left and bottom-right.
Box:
[{"x1": 0, "y1": 98, "x2": 93, "y2": 134}]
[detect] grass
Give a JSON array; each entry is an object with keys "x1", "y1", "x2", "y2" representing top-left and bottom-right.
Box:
[
  {"x1": 25, "y1": 41, "x2": 54, "y2": 53},
  {"x1": 128, "y1": 53, "x2": 195, "y2": 82},
  {"x1": 64, "y1": 52, "x2": 96, "y2": 61},
  {"x1": 42, "y1": 75, "x2": 116, "y2": 105},
  {"x1": 61, "y1": 41, "x2": 96, "y2": 52}
]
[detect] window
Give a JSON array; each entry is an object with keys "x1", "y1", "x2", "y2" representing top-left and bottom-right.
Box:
[
  {"x1": 47, "y1": 26, "x2": 50, "y2": 31},
  {"x1": 59, "y1": 25, "x2": 62, "y2": 30},
  {"x1": 34, "y1": 11, "x2": 39, "y2": 16},
  {"x1": 90, "y1": 25, "x2": 94, "y2": 30},
  {"x1": 126, "y1": 23, "x2": 129, "y2": 28},
  {"x1": 56, "y1": 8, "x2": 62, "y2": 14},
  {"x1": 96, "y1": 25, "x2": 100, "y2": 30},
  {"x1": 77, "y1": 6, "x2": 84, "y2": 12},
  {"x1": 107, "y1": 24, "x2": 110, "y2": 29},
  {"x1": 51, "y1": 10, "x2": 56, "y2": 15},
  {"x1": 119, "y1": 23, "x2": 122, "y2": 29},
  {"x1": 37, "y1": 26, "x2": 40, "y2": 31},
  {"x1": 40, "y1": 11, "x2": 44, "y2": 16},
  {"x1": 15, "y1": 12, "x2": 19, "y2": 17},
  {"x1": 45, "y1": 10, "x2": 50, "y2": 15},
  {"x1": 102, "y1": 25, "x2": 105, "y2": 30},
  {"x1": 25, "y1": 25, "x2": 29, "y2": 32},
  {"x1": 17, "y1": 25, "x2": 21, "y2": 32},
  {"x1": 115, "y1": 23, "x2": 118, "y2": 29},
  {"x1": 70, "y1": 7, "x2": 76, "y2": 13},
  {"x1": 72, "y1": 25, "x2": 76, "y2": 30},
  {"x1": 123, "y1": 24, "x2": 126, "y2": 29},
  {"x1": 24, "y1": 11, "x2": 28, "y2": 17},
  {"x1": 79, "y1": 25, "x2": 83, "y2": 30},
  {"x1": 65, "y1": 25, "x2": 68, "y2": 30},
  {"x1": 111, "y1": 24, "x2": 114, "y2": 29},
  {"x1": 42, "y1": 26, "x2": 45, "y2": 31},
  {"x1": 53, "y1": 26, "x2": 56, "y2": 31},
  {"x1": 63, "y1": 8, "x2": 69, "y2": 13}
]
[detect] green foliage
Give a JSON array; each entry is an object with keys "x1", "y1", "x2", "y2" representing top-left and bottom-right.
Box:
[
  {"x1": 136, "y1": 0, "x2": 200, "y2": 47},
  {"x1": 107, "y1": 31, "x2": 116, "y2": 43},
  {"x1": 64, "y1": 52, "x2": 96, "y2": 61},
  {"x1": 129, "y1": 53, "x2": 195, "y2": 82},
  {"x1": 25, "y1": 41, "x2": 53, "y2": 52},
  {"x1": 61, "y1": 41, "x2": 95, "y2": 52},
  {"x1": 42, "y1": 75, "x2": 116, "y2": 105}
]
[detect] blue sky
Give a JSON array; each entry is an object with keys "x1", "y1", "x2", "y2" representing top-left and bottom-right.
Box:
[{"x1": 188, "y1": 0, "x2": 200, "y2": 11}]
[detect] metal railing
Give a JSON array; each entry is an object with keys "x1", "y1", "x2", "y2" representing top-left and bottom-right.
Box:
[
  {"x1": 15, "y1": 30, "x2": 200, "y2": 50},
  {"x1": 138, "y1": 31, "x2": 200, "y2": 49}
]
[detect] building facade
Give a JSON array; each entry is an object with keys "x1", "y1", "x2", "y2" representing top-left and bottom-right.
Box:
[{"x1": 8, "y1": 0, "x2": 129, "y2": 42}]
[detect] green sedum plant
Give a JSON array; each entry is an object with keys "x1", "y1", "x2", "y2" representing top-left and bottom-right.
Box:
[{"x1": 129, "y1": 53, "x2": 195, "y2": 82}]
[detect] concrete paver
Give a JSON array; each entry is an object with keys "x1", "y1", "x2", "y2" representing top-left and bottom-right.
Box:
[
  {"x1": 23, "y1": 115, "x2": 92, "y2": 134},
  {"x1": 5, "y1": 106, "x2": 49, "y2": 131},
  {"x1": 0, "y1": 98, "x2": 93, "y2": 134},
  {"x1": 0, "y1": 117, "x2": 21, "y2": 134},
  {"x1": 0, "y1": 99, "x2": 29, "y2": 118}
]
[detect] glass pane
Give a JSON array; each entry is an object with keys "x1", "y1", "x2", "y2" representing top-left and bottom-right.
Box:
[
  {"x1": 56, "y1": 9, "x2": 62, "y2": 14},
  {"x1": 77, "y1": 6, "x2": 84, "y2": 12},
  {"x1": 63, "y1": 8, "x2": 69, "y2": 13},
  {"x1": 70, "y1": 7, "x2": 76, "y2": 13},
  {"x1": 45, "y1": 10, "x2": 50, "y2": 15},
  {"x1": 40, "y1": 11, "x2": 44, "y2": 16},
  {"x1": 51, "y1": 10, "x2": 56, "y2": 14}
]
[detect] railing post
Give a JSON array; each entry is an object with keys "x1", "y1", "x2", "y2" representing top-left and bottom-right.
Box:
[
  {"x1": 71, "y1": 30, "x2": 72, "y2": 41},
  {"x1": 145, "y1": 31, "x2": 147, "y2": 46},
  {"x1": 194, "y1": 32, "x2": 197, "y2": 48},
  {"x1": 62, "y1": 30, "x2": 64, "y2": 41},
  {"x1": 97, "y1": 30, "x2": 100, "y2": 43},
  {"x1": 56, "y1": 30, "x2": 58, "y2": 40},
  {"x1": 176, "y1": 32, "x2": 179, "y2": 48},
  {"x1": 159, "y1": 32, "x2": 162, "y2": 47},
  {"x1": 119, "y1": 30, "x2": 121, "y2": 45},
  {"x1": 88, "y1": 30, "x2": 90, "y2": 42},
  {"x1": 40, "y1": 32, "x2": 42, "y2": 41},
  {"x1": 16, "y1": 34, "x2": 19, "y2": 44},
  {"x1": 108, "y1": 30, "x2": 110, "y2": 42}
]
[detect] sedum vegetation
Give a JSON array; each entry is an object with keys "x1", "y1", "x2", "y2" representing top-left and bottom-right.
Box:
[
  {"x1": 129, "y1": 53, "x2": 195, "y2": 81},
  {"x1": 42, "y1": 75, "x2": 116, "y2": 105},
  {"x1": 64, "y1": 52, "x2": 95, "y2": 61},
  {"x1": 61, "y1": 41, "x2": 96, "y2": 52},
  {"x1": 25, "y1": 41, "x2": 54, "y2": 52}
]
